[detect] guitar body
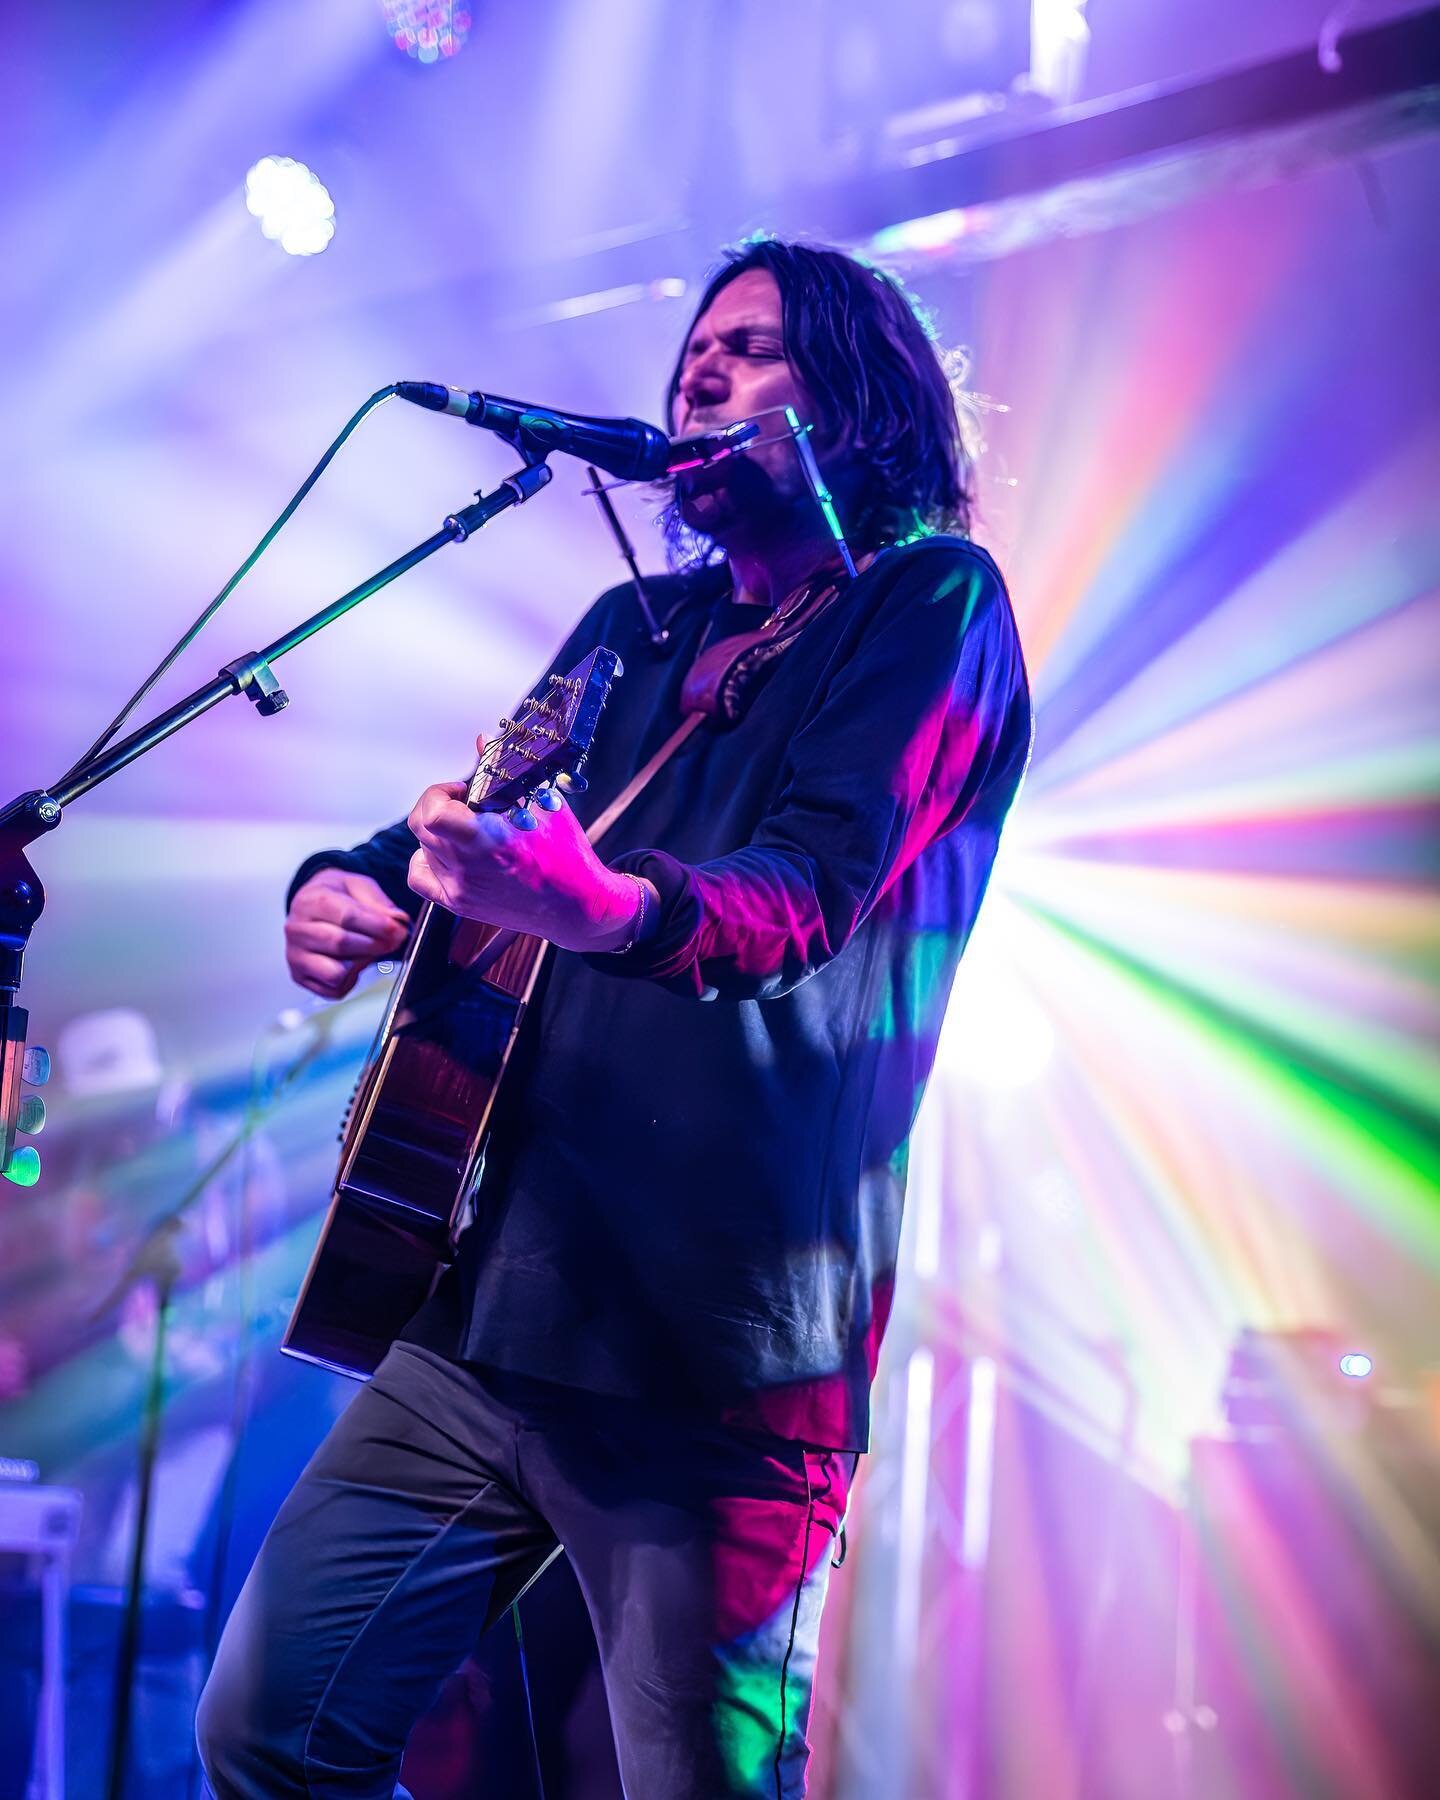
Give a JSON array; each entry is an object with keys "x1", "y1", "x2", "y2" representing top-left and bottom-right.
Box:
[
  {"x1": 282, "y1": 922, "x2": 541, "y2": 1377},
  {"x1": 282, "y1": 647, "x2": 621, "y2": 1379}
]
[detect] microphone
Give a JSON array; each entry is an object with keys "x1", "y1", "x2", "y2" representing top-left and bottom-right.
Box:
[{"x1": 394, "y1": 382, "x2": 757, "y2": 481}]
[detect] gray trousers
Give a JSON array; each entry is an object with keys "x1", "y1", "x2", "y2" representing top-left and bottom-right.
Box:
[{"x1": 196, "y1": 1343, "x2": 853, "y2": 1798}]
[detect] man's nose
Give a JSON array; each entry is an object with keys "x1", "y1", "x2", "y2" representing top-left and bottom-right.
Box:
[{"x1": 680, "y1": 355, "x2": 728, "y2": 411}]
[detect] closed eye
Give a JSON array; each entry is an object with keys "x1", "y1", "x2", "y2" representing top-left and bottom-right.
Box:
[
  {"x1": 728, "y1": 330, "x2": 783, "y2": 358},
  {"x1": 682, "y1": 328, "x2": 786, "y2": 364}
]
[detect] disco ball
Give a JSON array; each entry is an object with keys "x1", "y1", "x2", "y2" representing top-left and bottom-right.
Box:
[{"x1": 381, "y1": 2, "x2": 472, "y2": 63}]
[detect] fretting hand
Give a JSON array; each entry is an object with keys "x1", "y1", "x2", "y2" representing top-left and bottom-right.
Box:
[{"x1": 405, "y1": 736, "x2": 654, "y2": 954}]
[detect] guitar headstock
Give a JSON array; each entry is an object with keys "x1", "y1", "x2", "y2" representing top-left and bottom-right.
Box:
[{"x1": 469, "y1": 646, "x2": 622, "y2": 817}]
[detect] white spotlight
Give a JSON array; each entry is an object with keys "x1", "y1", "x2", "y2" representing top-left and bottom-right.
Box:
[
  {"x1": 244, "y1": 156, "x2": 336, "y2": 257},
  {"x1": 1030, "y1": 0, "x2": 1091, "y2": 105},
  {"x1": 1338, "y1": 1353, "x2": 1374, "y2": 1380}
]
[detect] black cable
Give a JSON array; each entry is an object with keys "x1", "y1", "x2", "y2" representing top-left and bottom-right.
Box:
[{"x1": 54, "y1": 385, "x2": 398, "y2": 789}]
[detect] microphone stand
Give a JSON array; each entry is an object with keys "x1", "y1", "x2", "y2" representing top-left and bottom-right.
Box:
[
  {"x1": 0, "y1": 448, "x2": 551, "y2": 1111},
  {"x1": 103, "y1": 1217, "x2": 181, "y2": 1800},
  {"x1": 0, "y1": 448, "x2": 552, "y2": 1800},
  {"x1": 94, "y1": 996, "x2": 356, "y2": 1800}
]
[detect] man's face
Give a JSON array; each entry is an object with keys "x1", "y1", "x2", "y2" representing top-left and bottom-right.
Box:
[{"x1": 671, "y1": 267, "x2": 823, "y2": 545}]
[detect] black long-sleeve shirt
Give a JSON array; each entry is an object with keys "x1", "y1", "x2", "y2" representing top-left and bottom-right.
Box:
[{"x1": 289, "y1": 537, "x2": 1031, "y2": 1450}]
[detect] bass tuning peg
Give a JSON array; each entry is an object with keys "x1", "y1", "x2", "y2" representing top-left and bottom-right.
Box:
[{"x1": 2, "y1": 1147, "x2": 40, "y2": 1188}]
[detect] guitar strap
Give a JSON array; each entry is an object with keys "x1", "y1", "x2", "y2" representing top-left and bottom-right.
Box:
[
  {"x1": 583, "y1": 711, "x2": 705, "y2": 848},
  {"x1": 676, "y1": 577, "x2": 843, "y2": 727}
]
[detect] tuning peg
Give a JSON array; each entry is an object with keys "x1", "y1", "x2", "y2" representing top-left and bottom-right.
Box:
[
  {"x1": 2, "y1": 1146, "x2": 40, "y2": 1188},
  {"x1": 16, "y1": 1095, "x2": 44, "y2": 1135},
  {"x1": 534, "y1": 783, "x2": 563, "y2": 813},
  {"x1": 556, "y1": 770, "x2": 588, "y2": 795},
  {"x1": 22, "y1": 1046, "x2": 50, "y2": 1086},
  {"x1": 507, "y1": 799, "x2": 538, "y2": 831}
]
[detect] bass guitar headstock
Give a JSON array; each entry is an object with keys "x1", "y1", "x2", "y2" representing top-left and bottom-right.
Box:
[
  {"x1": 469, "y1": 645, "x2": 622, "y2": 827},
  {"x1": 0, "y1": 802, "x2": 50, "y2": 1188},
  {"x1": 1, "y1": 1017, "x2": 47, "y2": 1189}
]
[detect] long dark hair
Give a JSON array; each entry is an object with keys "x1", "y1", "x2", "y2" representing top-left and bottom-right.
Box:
[{"x1": 662, "y1": 237, "x2": 974, "y2": 565}]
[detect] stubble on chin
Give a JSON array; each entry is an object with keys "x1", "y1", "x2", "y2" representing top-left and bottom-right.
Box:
[
  {"x1": 677, "y1": 483, "x2": 736, "y2": 538},
  {"x1": 675, "y1": 453, "x2": 801, "y2": 545}
]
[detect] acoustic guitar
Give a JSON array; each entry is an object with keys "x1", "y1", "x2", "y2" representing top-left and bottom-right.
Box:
[{"x1": 283, "y1": 645, "x2": 622, "y2": 1377}]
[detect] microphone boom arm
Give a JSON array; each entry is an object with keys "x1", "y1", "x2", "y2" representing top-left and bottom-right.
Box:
[{"x1": 0, "y1": 448, "x2": 556, "y2": 1187}]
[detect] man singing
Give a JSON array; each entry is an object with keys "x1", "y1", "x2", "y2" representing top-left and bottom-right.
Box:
[{"x1": 198, "y1": 238, "x2": 1031, "y2": 1798}]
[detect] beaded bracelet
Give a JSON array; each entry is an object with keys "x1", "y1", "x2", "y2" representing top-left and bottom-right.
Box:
[{"x1": 606, "y1": 874, "x2": 650, "y2": 955}]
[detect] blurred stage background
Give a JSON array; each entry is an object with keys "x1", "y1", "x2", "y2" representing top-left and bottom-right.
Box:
[{"x1": 1, "y1": 2, "x2": 1437, "y2": 1796}]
